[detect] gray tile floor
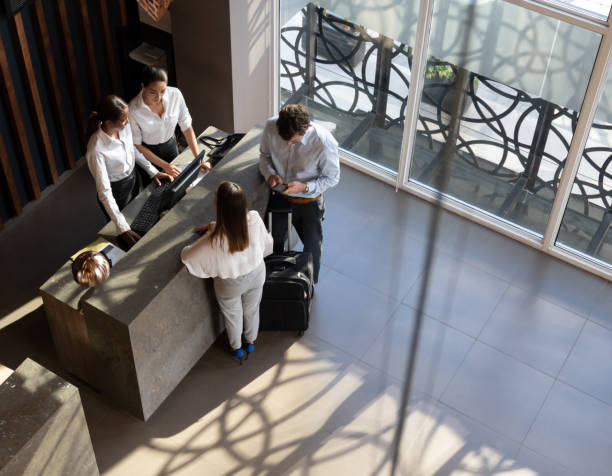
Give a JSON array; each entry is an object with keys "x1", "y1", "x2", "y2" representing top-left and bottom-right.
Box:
[
  {"x1": 1, "y1": 163, "x2": 611, "y2": 475},
  {"x1": 311, "y1": 166, "x2": 612, "y2": 475}
]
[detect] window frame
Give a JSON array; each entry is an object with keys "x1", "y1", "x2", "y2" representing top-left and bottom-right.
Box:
[{"x1": 273, "y1": 0, "x2": 612, "y2": 281}]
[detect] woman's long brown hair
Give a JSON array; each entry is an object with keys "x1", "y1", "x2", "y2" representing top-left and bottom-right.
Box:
[{"x1": 210, "y1": 181, "x2": 249, "y2": 253}]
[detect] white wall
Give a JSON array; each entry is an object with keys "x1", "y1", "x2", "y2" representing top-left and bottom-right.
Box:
[{"x1": 229, "y1": 0, "x2": 275, "y2": 132}]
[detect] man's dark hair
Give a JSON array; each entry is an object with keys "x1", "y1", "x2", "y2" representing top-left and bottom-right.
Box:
[
  {"x1": 141, "y1": 65, "x2": 168, "y2": 86},
  {"x1": 276, "y1": 104, "x2": 310, "y2": 141}
]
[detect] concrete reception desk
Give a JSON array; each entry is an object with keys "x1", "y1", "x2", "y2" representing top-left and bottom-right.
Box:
[{"x1": 40, "y1": 126, "x2": 269, "y2": 420}]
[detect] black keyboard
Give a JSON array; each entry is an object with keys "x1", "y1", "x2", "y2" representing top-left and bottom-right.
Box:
[{"x1": 131, "y1": 183, "x2": 169, "y2": 235}]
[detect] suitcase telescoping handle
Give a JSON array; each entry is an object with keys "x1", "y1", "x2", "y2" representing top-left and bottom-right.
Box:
[{"x1": 268, "y1": 210, "x2": 292, "y2": 252}]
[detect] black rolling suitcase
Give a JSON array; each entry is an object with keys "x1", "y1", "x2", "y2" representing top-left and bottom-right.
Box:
[{"x1": 259, "y1": 205, "x2": 314, "y2": 333}]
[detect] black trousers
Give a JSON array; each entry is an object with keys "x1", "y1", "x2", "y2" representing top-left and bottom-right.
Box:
[
  {"x1": 140, "y1": 136, "x2": 178, "y2": 186},
  {"x1": 143, "y1": 136, "x2": 179, "y2": 163},
  {"x1": 267, "y1": 193, "x2": 325, "y2": 283},
  {"x1": 97, "y1": 168, "x2": 141, "y2": 222}
]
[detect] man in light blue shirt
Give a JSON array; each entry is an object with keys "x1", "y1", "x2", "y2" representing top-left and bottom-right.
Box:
[{"x1": 259, "y1": 104, "x2": 340, "y2": 283}]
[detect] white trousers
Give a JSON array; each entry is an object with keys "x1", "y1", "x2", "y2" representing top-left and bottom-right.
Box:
[{"x1": 213, "y1": 262, "x2": 266, "y2": 350}]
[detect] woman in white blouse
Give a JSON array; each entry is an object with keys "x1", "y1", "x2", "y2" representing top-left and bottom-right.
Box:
[
  {"x1": 181, "y1": 181, "x2": 273, "y2": 362},
  {"x1": 86, "y1": 95, "x2": 171, "y2": 248},
  {"x1": 129, "y1": 66, "x2": 209, "y2": 178}
]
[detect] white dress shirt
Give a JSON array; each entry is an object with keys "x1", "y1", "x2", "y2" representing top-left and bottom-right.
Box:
[
  {"x1": 259, "y1": 118, "x2": 340, "y2": 198},
  {"x1": 181, "y1": 211, "x2": 273, "y2": 279},
  {"x1": 129, "y1": 86, "x2": 192, "y2": 146},
  {"x1": 86, "y1": 124, "x2": 158, "y2": 234}
]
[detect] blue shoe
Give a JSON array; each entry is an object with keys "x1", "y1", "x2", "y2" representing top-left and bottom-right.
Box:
[
  {"x1": 231, "y1": 348, "x2": 244, "y2": 364},
  {"x1": 243, "y1": 342, "x2": 255, "y2": 359}
]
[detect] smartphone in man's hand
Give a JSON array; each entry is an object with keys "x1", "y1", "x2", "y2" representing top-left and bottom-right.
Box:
[{"x1": 272, "y1": 183, "x2": 288, "y2": 194}]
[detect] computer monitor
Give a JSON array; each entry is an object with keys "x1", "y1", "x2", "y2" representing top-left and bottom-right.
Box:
[{"x1": 160, "y1": 151, "x2": 204, "y2": 211}]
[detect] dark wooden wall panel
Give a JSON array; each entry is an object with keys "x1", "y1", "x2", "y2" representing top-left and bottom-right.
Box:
[
  {"x1": 76, "y1": 0, "x2": 101, "y2": 103},
  {"x1": 0, "y1": 129, "x2": 21, "y2": 216},
  {"x1": 98, "y1": 0, "x2": 119, "y2": 92},
  {"x1": 0, "y1": 0, "x2": 135, "y2": 225},
  {"x1": 117, "y1": 0, "x2": 128, "y2": 28},
  {"x1": 12, "y1": 12, "x2": 59, "y2": 184},
  {"x1": 54, "y1": 0, "x2": 88, "y2": 148},
  {"x1": 0, "y1": 32, "x2": 41, "y2": 199},
  {"x1": 32, "y1": 1, "x2": 75, "y2": 169}
]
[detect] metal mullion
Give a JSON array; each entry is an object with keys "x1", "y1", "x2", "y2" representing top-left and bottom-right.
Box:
[
  {"x1": 530, "y1": 0, "x2": 609, "y2": 25},
  {"x1": 504, "y1": 0, "x2": 609, "y2": 34},
  {"x1": 548, "y1": 245, "x2": 612, "y2": 280},
  {"x1": 271, "y1": 0, "x2": 280, "y2": 115},
  {"x1": 542, "y1": 31, "x2": 612, "y2": 250},
  {"x1": 396, "y1": 0, "x2": 435, "y2": 191}
]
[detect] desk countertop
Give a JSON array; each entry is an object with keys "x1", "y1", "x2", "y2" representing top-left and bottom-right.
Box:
[{"x1": 84, "y1": 126, "x2": 268, "y2": 324}]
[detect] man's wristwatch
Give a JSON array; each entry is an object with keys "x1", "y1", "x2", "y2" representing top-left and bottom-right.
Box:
[{"x1": 304, "y1": 184, "x2": 309, "y2": 193}]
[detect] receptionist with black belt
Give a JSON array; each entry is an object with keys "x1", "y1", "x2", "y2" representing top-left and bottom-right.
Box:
[
  {"x1": 129, "y1": 66, "x2": 208, "y2": 178},
  {"x1": 86, "y1": 94, "x2": 172, "y2": 249}
]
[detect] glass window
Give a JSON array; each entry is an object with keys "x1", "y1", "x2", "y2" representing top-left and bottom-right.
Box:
[
  {"x1": 556, "y1": 65, "x2": 612, "y2": 266},
  {"x1": 279, "y1": 1, "x2": 418, "y2": 172},
  {"x1": 547, "y1": 0, "x2": 611, "y2": 20},
  {"x1": 408, "y1": 0, "x2": 601, "y2": 236}
]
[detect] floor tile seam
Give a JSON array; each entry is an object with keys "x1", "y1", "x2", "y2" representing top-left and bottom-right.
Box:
[
  {"x1": 369, "y1": 300, "x2": 481, "y2": 393},
  {"x1": 473, "y1": 339, "x2": 559, "y2": 380},
  {"x1": 366, "y1": 217, "x2": 432, "y2": 246},
  {"x1": 354, "y1": 319, "x2": 447, "y2": 403},
  {"x1": 503, "y1": 279, "x2": 595, "y2": 319},
  {"x1": 436, "y1": 337, "x2": 479, "y2": 405},
  {"x1": 320, "y1": 262, "x2": 405, "y2": 303},
  {"x1": 411, "y1": 310, "x2": 479, "y2": 340},
  {"x1": 586, "y1": 315, "x2": 612, "y2": 333},
  {"x1": 584, "y1": 317, "x2": 612, "y2": 334},
  {"x1": 516, "y1": 443, "x2": 585, "y2": 476},
  {"x1": 329, "y1": 228, "x2": 513, "y2": 303},
  {"x1": 519, "y1": 374, "x2": 557, "y2": 446},
  {"x1": 356, "y1": 300, "x2": 408, "y2": 362},
  {"x1": 442, "y1": 251, "x2": 521, "y2": 284},
  {"x1": 301, "y1": 333, "x2": 367, "y2": 366},
  {"x1": 255, "y1": 355, "x2": 385, "y2": 434},
  {"x1": 303, "y1": 333, "x2": 408, "y2": 387},
  {"x1": 352, "y1": 355, "x2": 439, "y2": 400},
  {"x1": 555, "y1": 376, "x2": 612, "y2": 409},
  {"x1": 356, "y1": 299, "x2": 405, "y2": 361},
  {"x1": 307, "y1": 333, "x2": 380, "y2": 369},
  {"x1": 397, "y1": 264, "x2": 426, "y2": 305},
  {"x1": 413, "y1": 218, "x2": 528, "y2": 283},
  {"x1": 326, "y1": 225, "x2": 425, "y2": 276},
  {"x1": 473, "y1": 281, "x2": 512, "y2": 342},
  {"x1": 434, "y1": 398, "x2": 524, "y2": 453},
  {"x1": 587, "y1": 284, "x2": 612, "y2": 321},
  {"x1": 584, "y1": 280, "x2": 610, "y2": 317},
  {"x1": 397, "y1": 301, "x2": 477, "y2": 341},
  {"x1": 416, "y1": 244, "x2": 516, "y2": 290},
  {"x1": 554, "y1": 317, "x2": 588, "y2": 380}
]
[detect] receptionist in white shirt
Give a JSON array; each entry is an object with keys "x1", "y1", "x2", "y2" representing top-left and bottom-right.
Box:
[
  {"x1": 129, "y1": 66, "x2": 209, "y2": 178},
  {"x1": 86, "y1": 94, "x2": 172, "y2": 249}
]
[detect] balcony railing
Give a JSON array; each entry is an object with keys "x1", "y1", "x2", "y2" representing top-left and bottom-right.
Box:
[{"x1": 280, "y1": 4, "x2": 612, "y2": 264}]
